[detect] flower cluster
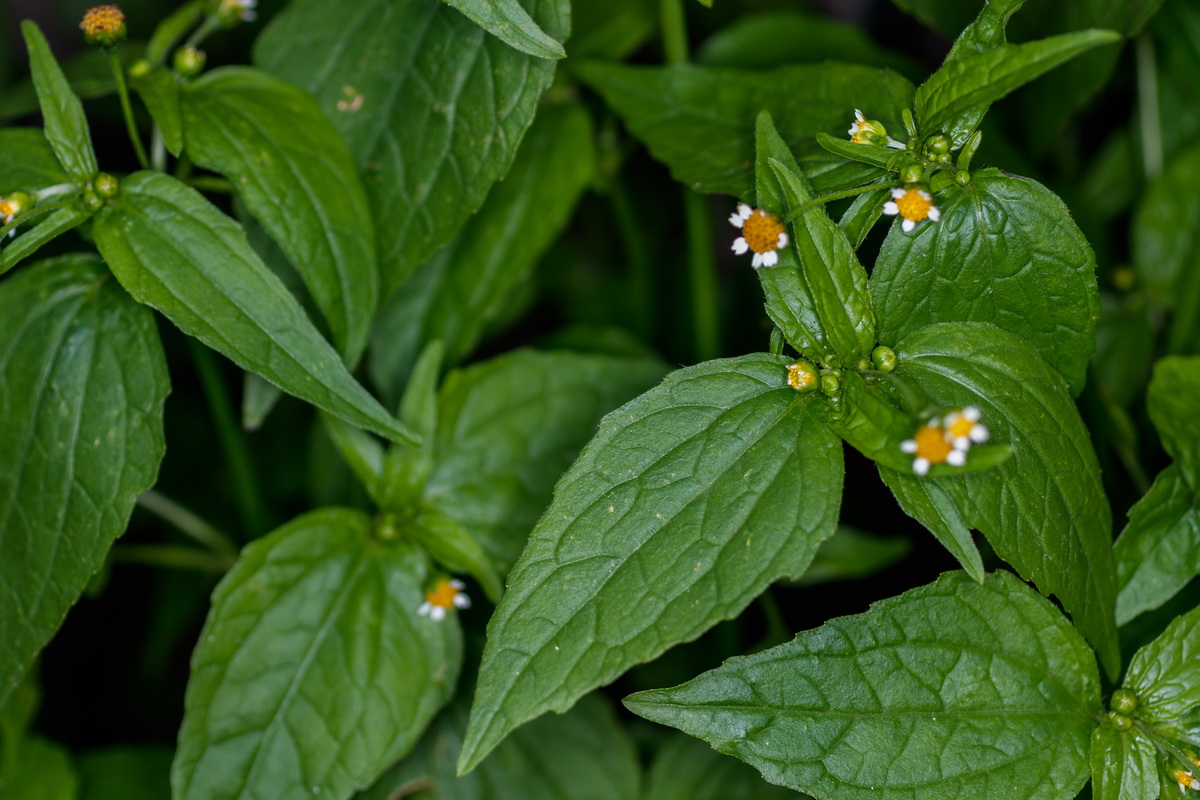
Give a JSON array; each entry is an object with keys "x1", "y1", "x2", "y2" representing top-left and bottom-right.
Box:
[
  {"x1": 79, "y1": 5, "x2": 126, "y2": 46},
  {"x1": 730, "y1": 204, "x2": 788, "y2": 268},
  {"x1": 418, "y1": 577, "x2": 470, "y2": 621},
  {"x1": 900, "y1": 406, "x2": 989, "y2": 476},
  {"x1": 883, "y1": 186, "x2": 940, "y2": 233}
]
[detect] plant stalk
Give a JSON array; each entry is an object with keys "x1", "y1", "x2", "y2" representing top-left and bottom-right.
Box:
[{"x1": 105, "y1": 47, "x2": 150, "y2": 171}]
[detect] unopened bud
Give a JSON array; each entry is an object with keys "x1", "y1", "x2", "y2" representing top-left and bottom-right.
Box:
[{"x1": 174, "y1": 46, "x2": 206, "y2": 77}]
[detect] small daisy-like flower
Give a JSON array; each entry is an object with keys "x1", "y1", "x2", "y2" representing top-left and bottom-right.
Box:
[
  {"x1": 730, "y1": 204, "x2": 788, "y2": 268},
  {"x1": 900, "y1": 419, "x2": 966, "y2": 476},
  {"x1": 418, "y1": 578, "x2": 470, "y2": 622},
  {"x1": 883, "y1": 186, "x2": 941, "y2": 233},
  {"x1": 0, "y1": 193, "x2": 31, "y2": 238},
  {"x1": 943, "y1": 406, "x2": 989, "y2": 451},
  {"x1": 1172, "y1": 769, "x2": 1200, "y2": 793},
  {"x1": 848, "y1": 109, "x2": 884, "y2": 144},
  {"x1": 79, "y1": 5, "x2": 126, "y2": 46}
]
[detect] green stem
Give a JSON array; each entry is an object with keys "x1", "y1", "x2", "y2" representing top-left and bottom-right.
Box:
[
  {"x1": 784, "y1": 182, "x2": 892, "y2": 222},
  {"x1": 151, "y1": 126, "x2": 167, "y2": 172},
  {"x1": 1136, "y1": 34, "x2": 1162, "y2": 181},
  {"x1": 187, "y1": 338, "x2": 268, "y2": 538},
  {"x1": 658, "y1": 0, "x2": 689, "y2": 65},
  {"x1": 684, "y1": 189, "x2": 720, "y2": 361},
  {"x1": 608, "y1": 180, "x2": 653, "y2": 341},
  {"x1": 105, "y1": 47, "x2": 150, "y2": 171},
  {"x1": 188, "y1": 176, "x2": 235, "y2": 194},
  {"x1": 112, "y1": 544, "x2": 235, "y2": 573},
  {"x1": 137, "y1": 489, "x2": 238, "y2": 556},
  {"x1": 184, "y1": 14, "x2": 222, "y2": 50},
  {"x1": 0, "y1": 197, "x2": 81, "y2": 239}
]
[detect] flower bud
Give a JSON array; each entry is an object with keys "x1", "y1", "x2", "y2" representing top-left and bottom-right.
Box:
[
  {"x1": 899, "y1": 164, "x2": 924, "y2": 185},
  {"x1": 174, "y1": 46, "x2": 206, "y2": 77},
  {"x1": 848, "y1": 110, "x2": 890, "y2": 146},
  {"x1": 79, "y1": 5, "x2": 127, "y2": 47},
  {"x1": 928, "y1": 134, "x2": 951, "y2": 154},
  {"x1": 1106, "y1": 711, "x2": 1132, "y2": 731},
  {"x1": 211, "y1": 0, "x2": 257, "y2": 28},
  {"x1": 1111, "y1": 689, "x2": 1138, "y2": 716},
  {"x1": 93, "y1": 173, "x2": 119, "y2": 199},
  {"x1": 872, "y1": 345, "x2": 897, "y2": 372},
  {"x1": 786, "y1": 360, "x2": 819, "y2": 392},
  {"x1": 955, "y1": 169, "x2": 972, "y2": 186},
  {"x1": 820, "y1": 373, "x2": 841, "y2": 398}
]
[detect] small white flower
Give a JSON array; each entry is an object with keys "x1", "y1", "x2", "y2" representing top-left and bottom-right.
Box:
[
  {"x1": 883, "y1": 186, "x2": 940, "y2": 233},
  {"x1": 944, "y1": 406, "x2": 989, "y2": 450},
  {"x1": 418, "y1": 578, "x2": 470, "y2": 621},
  {"x1": 730, "y1": 204, "x2": 788, "y2": 269}
]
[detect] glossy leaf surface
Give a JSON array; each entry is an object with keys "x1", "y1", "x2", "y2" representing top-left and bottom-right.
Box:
[
  {"x1": 0, "y1": 256, "x2": 168, "y2": 707},
  {"x1": 887, "y1": 322, "x2": 1119, "y2": 676},
  {"x1": 459, "y1": 354, "x2": 844, "y2": 772},
  {"x1": 255, "y1": 0, "x2": 565, "y2": 291},
  {"x1": 173, "y1": 509, "x2": 461, "y2": 800},
  {"x1": 182, "y1": 67, "x2": 378, "y2": 364},
  {"x1": 1122, "y1": 602, "x2": 1200, "y2": 723},
  {"x1": 21, "y1": 22, "x2": 97, "y2": 182},
  {"x1": 626, "y1": 570, "x2": 1101, "y2": 800},
  {"x1": 872, "y1": 169, "x2": 1100, "y2": 395},
  {"x1": 442, "y1": 0, "x2": 566, "y2": 58},
  {"x1": 93, "y1": 171, "x2": 414, "y2": 444},
  {"x1": 1089, "y1": 726, "x2": 1158, "y2": 800}
]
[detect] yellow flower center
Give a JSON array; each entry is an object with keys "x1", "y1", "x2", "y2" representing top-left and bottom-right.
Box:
[
  {"x1": 948, "y1": 416, "x2": 974, "y2": 439},
  {"x1": 743, "y1": 210, "x2": 785, "y2": 254},
  {"x1": 0, "y1": 200, "x2": 14, "y2": 223},
  {"x1": 895, "y1": 189, "x2": 934, "y2": 222},
  {"x1": 787, "y1": 364, "x2": 815, "y2": 391},
  {"x1": 80, "y1": 5, "x2": 125, "y2": 36},
  {"x1": 913, "y1": 425, "x2": 953, "y2": 464},
  {"x1": 424, "y1": 580, "x2": 461, "y2": 610}
]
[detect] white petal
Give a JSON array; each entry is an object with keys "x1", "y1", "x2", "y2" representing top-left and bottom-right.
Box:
[
  {"x1": 917, "y1": 190, "x2": 932, "y2": 201},
  {"x1": 952, "y1": 436, "x2": 971, "y2": 450},
  {"x1": 963, "y1": 406, "x2": 981, "y2": 421},
  {"x1": 929, "y1": 417, "x2": 941, "y2": 428},
  {"x1": 848, "y1": 125, "x2": 859, "y2": 136},
  {"x1": 947, "y1": 450, "x2": 966, "y2": 466},
  {"x1": 891, "y1": 188, "x2": 907, "y2": 199},
  {"x1": 902, "y1": 218, "x2": 916, "y2": 232},
  {"x1": 970, "y1": 425, "x2": 990, "y2": 444},
  {"x1": 777, "y1": 232, "x2": 789, "y2": 248},
  {"x1": 882, "y1": 202, "x2": 899, "y2": 216},
  {"x1": 418, "y1": 602, "x2": 432, "y2": 617},
  {"x1": 855, "y1": 109, "x2": 866, "y2": 121},
  {"x1": 900, "y1": 440, "x2": 918, "y2": 453},
  {"x1": 760, "y1": 250, "x2": 778, "y2": 267},
  {"x1": 732, "y1": 237, "x2": 749, "y2": 255},
  {"x1": 927, "y1": 206, "x2": 941, "y2": 221},
  {"x1": 449, "y1": 579, "x2": 466, "y2": 590},
  {"x1": 913, "y1": 458, "x2": 930, "y2": 476},
  {"x1": 729, "y1": 213, "x2": 745, "y2": 227},
  {"x1": 430, "y1": 606, "x2": 446, "y2": 621},
  {"x1": 454, "y1": 594, "x2": 472, "y2": 609},
  {"x1": 751, "y1": 252, "x2": 764, "y2": 268},
  {"x1": 736, "y1": 203, "x2": 752, "y2": 219},
  {"x1": 886, "y1": 137, "x2": 907, "y2": 149}
]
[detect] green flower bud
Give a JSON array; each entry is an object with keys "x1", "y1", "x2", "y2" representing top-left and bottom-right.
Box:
[
  {"x1": 928, "y1": 134, "x2": 951, "y2": 154},
  {"x1": 872, "y1": 345, "x2": 898, "y2": 372},
  {"x1": 93, "y1": 173, "x2": 119, "y2": 199},
  {"x1": 786, "y1": 360, "x2": 820, "y2": 392},
  {"x1": 128, "y1": 58, "x2": 151, "y2": 78},
  {"x1": 955, "y1": 169, "x2": 972, "y2": 186},
  {"x1": 820, "y1": 374, "x2": 841, "y2": 398},
  {"x1": 81, "y1": 190, "x2": 103, "y2": 212},
  {"x1": 899, "y1": 164, "x2": 924, "y2": 185},
  {"x1": 1106, "y1": 710, "x2": 1132, "y2": 731},
  {"x1": 174, "y1": 46, "x2": 207, "y2": 77},
  {"x1": 1111, "y1": 688, "x2": 1138, "y2": 716}
]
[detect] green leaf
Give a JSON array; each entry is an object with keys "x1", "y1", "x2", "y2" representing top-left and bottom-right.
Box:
[
  {"x1": 1, "y1": 206, "x2": 95, "y2": 275},
  {"x1": 145, "y1": 1, "x2": 205, "y2": 66},
  {"x1": 129, "y1": 67, "x2": 183, "y2": 156},
  {"x1": 78, "y1": 746, "x2": 173, "y2": 800},
  {"x1": 182, "y1": 67, "x2": 379, "y2": 364},
  {"x1": 0, "y1": 46, "x2": 146, "y2": 126},
  {"x1": 569, "y1": 0, "x2": 654, "y2": 60},
  {"x1": 2, "y1": 736, "x2": 78, "y2": 800},
  {"x1": 645, "y1": 734, "x2": 796, "y2": 800},
  {"x1": 767, "y1": 156, "x2": 876, "y2": 362},
  {"x1": 0, "y1": 129, "x2": 69, "y2": 193},
  {"x1": 914, "y1": 30, "x2": 1121, "y2": 146},
  {"x1": 886, "y1": 322, "x2": 1119, "y2": 677},
  {"x1": 815, "y1": 132, "x2": 908, "y2": 171},
  {"x1": 408, "y1": 510, "x2": 504, "y2": 603},
  {"x1": 871, "y1": 169, "x2": 1100, "y2": 395},
  {"x1": 254, "y1": 0, "x2": 565, "y2": 292},
  {"x1": 794, "y1": 525, "x2": 910, "y2": 587},
  {"x1": 172, "y1": 508, "x2": 461, "y2": 800},
  {"x1": 20, "y1": 22, "x2": 98, "y2": 182},
  {"x1": 1123, "y1": 602, "x2": 1200, "y2": 723},
  {"x1": 697, "y1": 11, "x2": 921, "y2": 77},
  {"x1": 0, "y1": 255, "x2": 168, "y2": 708},
  {"x1": 879, "y1": 468, "x2": 985, "y2": 582},
  {"x1": 369, "y1": 102, "x2": 594, "y2": 401},
  {"x1": 360, "y1": 694, "x2": 639, "y2": 800},
  {"x1": 425, "y1": 349, "x2": 669, "y2": 572},
  {"x1": 942, "y1": 0, "x2": 1025, "y2": 63},
  {"x1": 1090, "y1": 726, "x2": 1159, "y2": 800},
  {"x1": 442, "y1": 0, "x2": 566, "y2": 58},
  {"x1": 92, "y1": 171, "x2": 415, "y2": 445},
  {"x1": 825, "y1": 371, "x2": 915, "y2": 473},
  {"x1": 625, "y1": 570, "x2": 1101, "y2": 800},
  {"x1": 1115, "y1": 465, "x2": 1200, "y2": 625},
  {"x1": 575, "y1": 61, "x2": 914, "y2": 199},
  {"x1": 459, "y1": 354, "x2": 844, "y2": 772},
  {"x1": 1148, "y1": 357, "x2": 1200, "y2": 487},
  {"x1": 753, "y1": 113, "x2": 824, "y2": 357},
  {"x1": 838, "y1": 187, "x2": 890, "y2": 251},
  {"x1": 378, "y1": 341, "x2": 444, "y2": 509}
]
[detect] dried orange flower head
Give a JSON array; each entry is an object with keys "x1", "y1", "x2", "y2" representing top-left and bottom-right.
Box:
[{"x1": 80, "y1": 5, "x2": 126, "y2": 46}]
